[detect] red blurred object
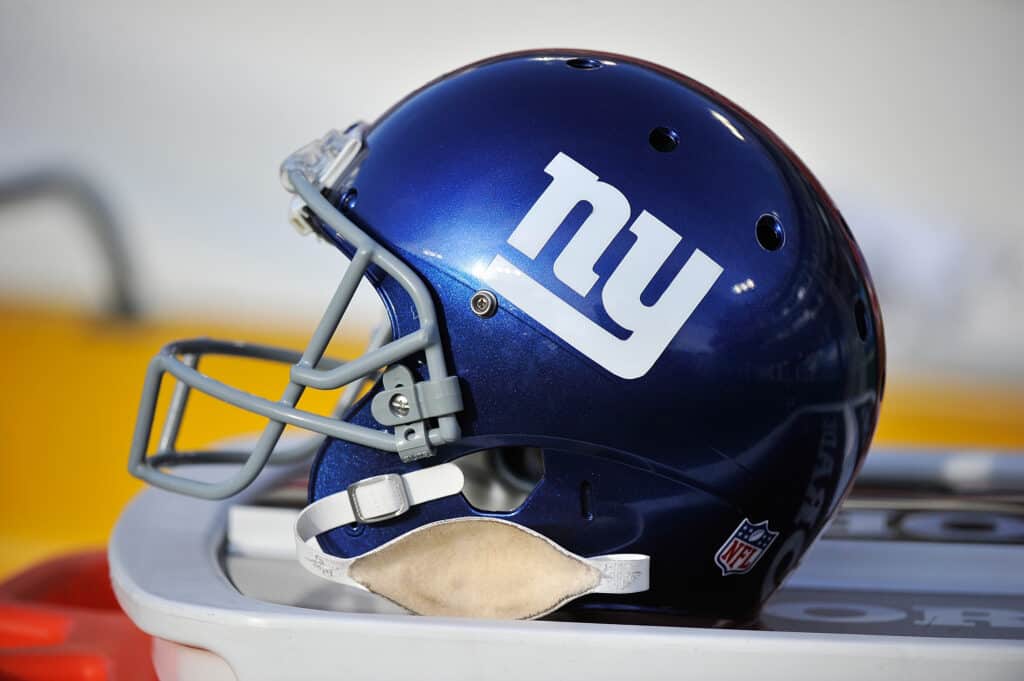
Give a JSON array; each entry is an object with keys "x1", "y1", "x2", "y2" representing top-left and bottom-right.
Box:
[{"x1": 0, "y1": 551, "x2": 157, "y2": 681}]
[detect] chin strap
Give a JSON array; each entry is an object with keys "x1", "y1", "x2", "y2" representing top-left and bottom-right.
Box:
[{"x1": 294, "y1": 464, "x2": 650, "y2": 619}]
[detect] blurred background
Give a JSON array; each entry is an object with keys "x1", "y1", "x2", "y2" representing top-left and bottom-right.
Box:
[{"x1": 1, "y1": 0, "x2": 1021, "y2": 578}]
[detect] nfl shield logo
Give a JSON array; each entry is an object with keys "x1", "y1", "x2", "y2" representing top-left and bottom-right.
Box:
[{"x1": 714, "y1": 518, "x2": 779, "y2": 576}]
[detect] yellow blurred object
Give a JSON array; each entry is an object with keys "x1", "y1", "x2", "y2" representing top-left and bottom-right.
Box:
[
  {"x1": 1, "y1": 302, "x2": 1023, "y2": 580},
  {"x1": 875, "y1": 379, "x2": 1024, "y2": 449},
  {"x1": 0, "y1": 303, "x2": 361, "y2": 579}
]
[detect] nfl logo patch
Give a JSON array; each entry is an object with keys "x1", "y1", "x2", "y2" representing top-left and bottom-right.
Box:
[{"x1": 714, "y1": 518, "x2": 779, "y2": 576}]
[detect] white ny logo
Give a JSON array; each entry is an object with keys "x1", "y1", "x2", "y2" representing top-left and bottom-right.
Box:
[{"x1": 482, "y1": 152, "x2": 723, "y2": 379}]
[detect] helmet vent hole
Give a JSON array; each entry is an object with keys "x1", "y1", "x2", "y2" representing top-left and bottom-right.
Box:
[
  {"x1": 566, "y1": 57, "x2": 602, "y2": 70},
  {"x1": 755, "y1": 214, "x2": 785, "y2": 251},
  {"x1": 580, "y1": 481, "x2": 594, "y2": 521},
  {"x1": 855, "y1": 298, "x2": 869, "y2": 341},
  {"x1": 649, "y1": 126, "x2": 680, "y2": 153},
  {"x1": 455, "y1": 447, "x2": 544, "y2": 513}
]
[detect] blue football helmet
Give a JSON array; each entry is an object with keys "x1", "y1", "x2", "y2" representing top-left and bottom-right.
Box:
[{"x1": 129, "y1": 50, "x2": 884, "y2": 622}]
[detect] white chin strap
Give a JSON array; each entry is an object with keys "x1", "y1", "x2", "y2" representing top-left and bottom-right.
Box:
[{"x1": 294, "y1": 463, "x2": 650, "y2": 620}]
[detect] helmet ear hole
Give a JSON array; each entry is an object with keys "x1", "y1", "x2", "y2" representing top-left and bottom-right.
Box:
[{"x1": 456, "y1": 447, "x2": 544, "y2": 513}]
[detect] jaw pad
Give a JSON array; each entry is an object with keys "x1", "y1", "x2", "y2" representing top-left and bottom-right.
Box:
[{"x1": 349, "y1": 518, "x2": 601, "y2": 620}]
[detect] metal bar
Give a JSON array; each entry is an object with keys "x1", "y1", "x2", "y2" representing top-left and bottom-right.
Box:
[{"x1": 158, "y1": 353, "x2": 198, "y2": 453}]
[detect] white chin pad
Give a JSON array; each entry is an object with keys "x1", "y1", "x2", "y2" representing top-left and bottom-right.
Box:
[
  {"x1": 350, "y1": 518, "x2": 601, "y2": 620},
  {"x1": 293, "y1": 467, "x2": 650, "y2": 619},
  {"x1": 296, "y1": 515, "x2": 650, "y2": 620}
]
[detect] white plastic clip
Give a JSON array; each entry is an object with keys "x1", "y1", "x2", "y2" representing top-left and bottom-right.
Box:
[
  {"x1": 280, "y1": 125, "x2": 365, "y2": 193},
  {"x1": 288, "y1": 196, "x2": 315, "y2": 235}
]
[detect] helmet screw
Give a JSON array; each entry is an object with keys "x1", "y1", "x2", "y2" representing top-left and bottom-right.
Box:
[
  {"x1": 470, "y1": 290, "x2": 498, "y2": 318},
  {"x1": 389, "y1": 393, "x2": 411, "y2": 418}
]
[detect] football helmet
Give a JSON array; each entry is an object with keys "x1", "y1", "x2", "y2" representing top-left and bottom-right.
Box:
[{"x1": 128, "y1": 50, "x2": 884, "y2": 621}]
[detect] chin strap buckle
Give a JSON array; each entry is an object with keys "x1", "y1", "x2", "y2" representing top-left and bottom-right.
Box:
[
  {"x1": 347, "y1": 474, "x2": 411, "y2": 523},
  {"x1": 297, "y1": 464, "x2": 465, "y2": 538}
]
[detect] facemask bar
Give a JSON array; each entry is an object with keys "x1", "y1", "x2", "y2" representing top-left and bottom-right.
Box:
[{"x1": 128, "y1": 124, "x2": 464, "y2": 499}]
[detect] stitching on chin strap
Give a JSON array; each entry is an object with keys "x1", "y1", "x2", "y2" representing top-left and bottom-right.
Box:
[{"x1": 293, "y1": 465, "x2": 650, "y2": 617}]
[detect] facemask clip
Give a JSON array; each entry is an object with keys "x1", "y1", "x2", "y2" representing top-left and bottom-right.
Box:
[{"x1": 280, "y1": 125, "x2": 365, "y2": 193}]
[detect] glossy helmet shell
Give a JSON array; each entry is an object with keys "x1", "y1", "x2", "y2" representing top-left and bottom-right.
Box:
[{"x1": 309, "y1": 50, "x2": 884, "y2": 621}]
